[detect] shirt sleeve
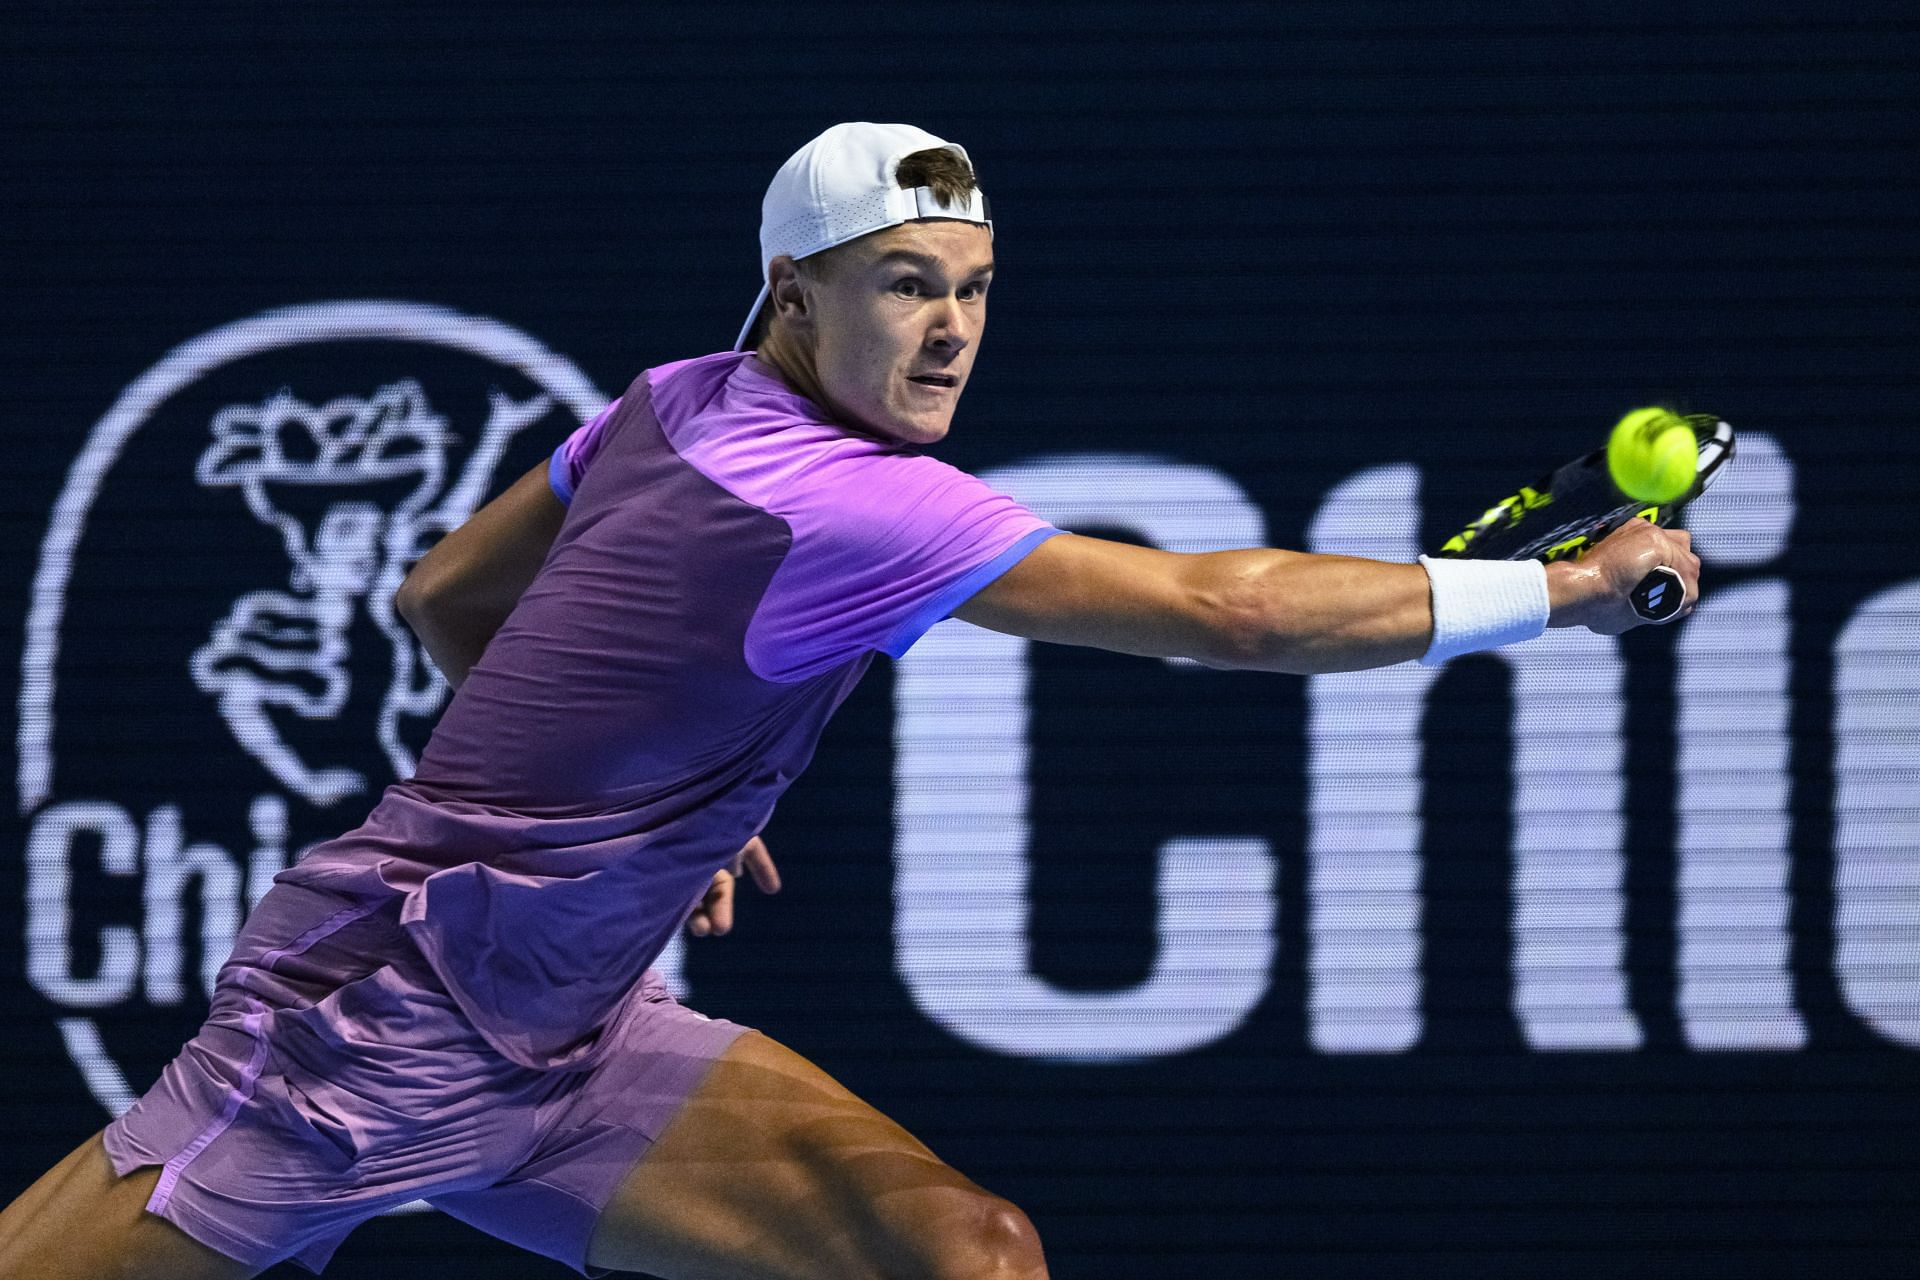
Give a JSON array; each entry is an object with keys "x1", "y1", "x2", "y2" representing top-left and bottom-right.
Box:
[
  {"x1": 744, "y1": 453, "x2": 1060, "y2": 683},
  {"x1": 547, "y1": 397, "x2": 621, "y2": 505}
]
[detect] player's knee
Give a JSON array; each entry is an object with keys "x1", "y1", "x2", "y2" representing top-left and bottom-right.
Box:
[{"x1": 926, "y1": 1194, "x2": 1046, "y2": 1280}]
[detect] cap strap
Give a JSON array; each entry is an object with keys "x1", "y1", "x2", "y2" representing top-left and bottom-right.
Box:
[{"x1": 904, "y1": 185, "x2": 990, "y2": 224}]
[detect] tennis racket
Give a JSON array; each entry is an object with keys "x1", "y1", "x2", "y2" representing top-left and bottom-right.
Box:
[{"x1": 1433, "y1": 414, "x2": 1735, "y2": 623}]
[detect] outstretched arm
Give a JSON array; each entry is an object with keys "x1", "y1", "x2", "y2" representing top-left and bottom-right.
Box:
[
  {"x1": 395, "y1": 460, "x2": 568, "y2": 687},
  {"x1": 952, "y1": 518, "x2": 1698, "y2": 674}
]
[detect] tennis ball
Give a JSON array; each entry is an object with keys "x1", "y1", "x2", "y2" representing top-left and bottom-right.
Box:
[{"x1": 1606, "y1": 407, "x2": 1697, "y2": 503}]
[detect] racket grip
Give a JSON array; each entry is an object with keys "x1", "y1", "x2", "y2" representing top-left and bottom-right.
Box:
[{"x1": 1630, "y1": 565, "x2": 1686, "y2": 622}]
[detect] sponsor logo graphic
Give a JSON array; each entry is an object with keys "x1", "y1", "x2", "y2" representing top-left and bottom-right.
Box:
[
  {"x1": 19, "y1": 301, "x2": 607, "y2": 1117},
  {"x1": 190, "y1": 379, "x2": 555, "y2": 805}
]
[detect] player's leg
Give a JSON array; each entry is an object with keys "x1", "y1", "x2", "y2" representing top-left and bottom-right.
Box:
[
  {"x1": 0, "y1": 1132, "x2": 258, "y2": 1280},
  {"x1": 585, "y1": 1031, "x2": 1046, "y2": 1280}
]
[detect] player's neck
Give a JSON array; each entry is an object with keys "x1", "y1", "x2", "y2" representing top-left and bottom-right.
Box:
[{"x1": 751, "y1": 330, "x2": 836, "y2": 420}]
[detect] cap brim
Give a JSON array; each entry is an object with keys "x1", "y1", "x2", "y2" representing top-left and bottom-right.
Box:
[{"x1": 733, "y1": 282, "x2": 772, "y2": 351}]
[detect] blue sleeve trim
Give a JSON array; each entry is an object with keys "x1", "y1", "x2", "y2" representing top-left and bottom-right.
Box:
[
  {"x1": 879, "y1": 526, "x2": 1063, "y2": 659},
  {"x1": 547, "y1": 443, "x2": 576, "y2": 506}
]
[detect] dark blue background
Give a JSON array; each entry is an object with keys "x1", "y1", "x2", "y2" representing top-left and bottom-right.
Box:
[{"x1": 5, "y1": 3, "x2": 1918, "y2": 1276}]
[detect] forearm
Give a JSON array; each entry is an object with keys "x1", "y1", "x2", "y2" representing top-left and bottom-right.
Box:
[
  {"x1": 1198, "y1": 549, "x2": 1434, "y2": 674},
  {"x1": 955, "y1": 517, "x2": 1696, "y2": 676},
  {"x1": 400, "y1": 598, "x2": 504, "y2": 688},
  {"x1": 1215, "y1": 547, "x2": 1647, "y2": 674},
  {"x1": 394, "y1": 461, "x2": 568, "y2": 689}
]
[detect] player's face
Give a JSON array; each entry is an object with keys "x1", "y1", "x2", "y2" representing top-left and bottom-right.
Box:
[{"x1": 806, "y1": 221, "x2": 994, "y2": 446}]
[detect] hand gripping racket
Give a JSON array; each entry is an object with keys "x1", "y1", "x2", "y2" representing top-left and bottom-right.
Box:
[{"x1": 1433, "y1": 414, "x2": 1735, "y2": 623}]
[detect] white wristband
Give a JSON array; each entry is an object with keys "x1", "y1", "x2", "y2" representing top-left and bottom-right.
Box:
[{"x1": 1417, "y1": 556, "x2": 1549, "y2": 666}]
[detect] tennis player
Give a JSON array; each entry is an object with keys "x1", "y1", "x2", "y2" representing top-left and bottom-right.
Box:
[{"x1": 0, "y1": 122, "x2": 1700, "y2": 1279}]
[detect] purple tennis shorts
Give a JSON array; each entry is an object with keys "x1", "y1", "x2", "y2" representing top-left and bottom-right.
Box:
[{"x1": 102, "y1": 881, "x2": 748, "y2": 1274}]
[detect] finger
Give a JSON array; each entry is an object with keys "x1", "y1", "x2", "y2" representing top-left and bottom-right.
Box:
[
  {"x1": 742, "y1": 837, "x2": 782, "y2": 894},
  {"x1": 727, "y1": 836, "x2": 765, "y2": 879},
  {"x1": 706, "y1": 875, "x2": 735, "y2": 936},
  {"x1": 688, "y1": 870, "x2": 730, "y2": 937}
]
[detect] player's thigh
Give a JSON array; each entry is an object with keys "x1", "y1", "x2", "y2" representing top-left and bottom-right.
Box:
[
  {"x1": 0, "y1": 1131, "x2": 258, "y2": 1280},
  {"x1": 586, "y1": 1031, "x2": 1046, "y2": 1280}
]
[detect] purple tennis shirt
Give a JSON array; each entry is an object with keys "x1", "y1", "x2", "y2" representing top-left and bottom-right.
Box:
[{"x1": 278, "y1": 351, "x2": 1058, "y2": 1069}]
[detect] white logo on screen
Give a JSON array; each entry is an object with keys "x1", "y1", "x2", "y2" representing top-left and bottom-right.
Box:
[
  {"x1": 190, "y1": 379, "x2": 554, "y2": 806},
  {"x1": 17, "y1": 302, "x2": 611, "y2": 1132},
  {"x1": 891, "y1": 440, "x2": 1920, "y2": 1060}
]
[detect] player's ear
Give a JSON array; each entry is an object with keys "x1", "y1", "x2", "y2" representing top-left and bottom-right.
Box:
[{"x1": 766, "y1": 255, "x2": 812, "y2": 330}]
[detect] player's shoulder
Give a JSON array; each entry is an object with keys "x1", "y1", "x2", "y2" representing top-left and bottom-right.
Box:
[
  {"x1": 772, "y1": 426, "x2": 991, "y2": 521},
  {"x1": 642, "y1": 350, "x2": 751, "y2": 424},
  {"x1": 646, "y1": 350, "x2": 833, "y2": 447},
  {"x1": 646, "y1": 352, "x2": 978, "y2": 511}
]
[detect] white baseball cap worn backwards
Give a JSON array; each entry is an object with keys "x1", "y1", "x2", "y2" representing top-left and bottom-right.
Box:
[{"x1": 733, "y1": 122, "x2": 993, "y2": 351}]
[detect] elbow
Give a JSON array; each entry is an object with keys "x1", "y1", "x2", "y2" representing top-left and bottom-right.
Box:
[
  {"x1": 1201, "y1": 607, "x2": 1309, "y2": 671},
  {"x1": 1190, "y1": 568, "x2": 1286, "y2": 671},
  {"x1": 1200, "y1": 617, "x2": 1332, "y2": 674},
  {"x1": 1189, "y1": 551, "x2": 1322, "y2": 674},
  {"x1": 393, "y1": 564, "x2": 442, "y2": 633},
  {"x1": 1193, "y1": 602, "x2": 1268, "y2": 669}
]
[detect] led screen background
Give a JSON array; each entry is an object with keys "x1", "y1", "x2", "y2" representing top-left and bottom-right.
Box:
[{"x1": 5, "y1": 3, "x2": 1918, "y2": 1276}]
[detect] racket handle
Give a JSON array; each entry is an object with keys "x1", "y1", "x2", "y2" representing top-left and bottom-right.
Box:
[{"x1": 1630, "y1": 565, "x2": 1686, "y2": 622}]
